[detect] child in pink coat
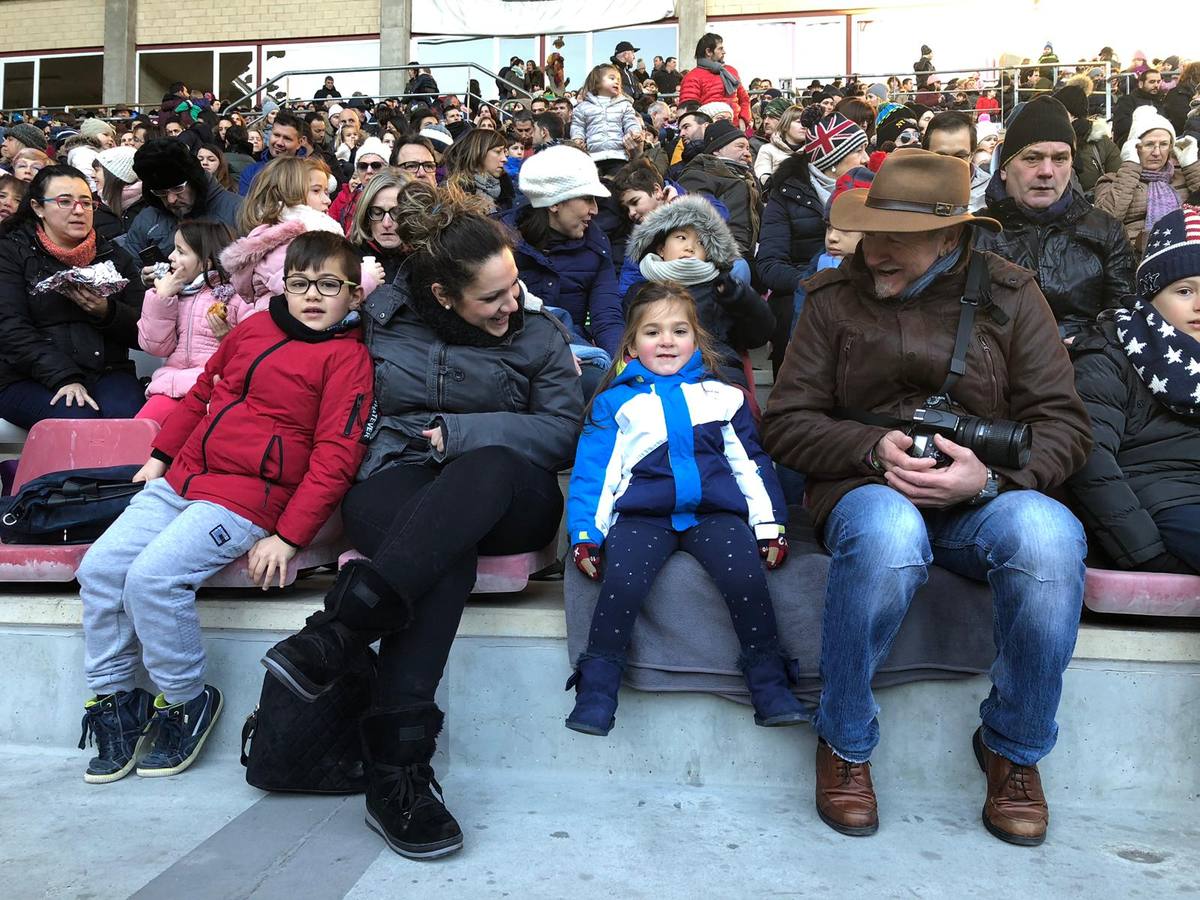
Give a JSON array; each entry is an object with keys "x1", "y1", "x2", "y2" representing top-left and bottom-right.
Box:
[
  {"x1": 220, "y1": 156, "x2": 382, "y2": 315},
  {"x1": 136, "y1": 221, "x2": 250, "y2": 425}
]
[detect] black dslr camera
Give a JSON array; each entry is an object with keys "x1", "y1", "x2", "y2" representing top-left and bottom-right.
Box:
[{"x1": 908, "y1": 395, "x2": 1031, "y2": 469}]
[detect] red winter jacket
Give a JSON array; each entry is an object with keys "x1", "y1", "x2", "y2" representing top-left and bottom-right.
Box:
[
  {"x1": 678, "y1": 64, "x2": 752, "y2": 129},
  {"x1": 153, "y1": 296, "x2": 373, "y2": 547}
]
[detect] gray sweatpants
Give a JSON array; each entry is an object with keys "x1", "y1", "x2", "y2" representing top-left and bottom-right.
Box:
[{"x1": 78, "y1": 477, "x2": 268, "y2": 703}]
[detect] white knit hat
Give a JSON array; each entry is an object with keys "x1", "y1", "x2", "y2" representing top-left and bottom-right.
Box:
[
  {"x1": 1130, "y1": 104, "x2": 1175, "y2": 144},
  {"x1": 519, "y1": 145, "x2": 610, "y2": 208},
  {"x1": 67, "y1": 146, "x2": 100, "y2": 176},
  {"x1": 328, "y1": 104, "x2": 345, "y2": 118},
  {"x1": 698, "y1": 102, "x2": 735, "y2": 122},
  {"x1": 96, "y1": 146, "x2": 138, "y2": 184},
  {"x1": 355, "y1": 136, "x2": 390, "y2": 163}
]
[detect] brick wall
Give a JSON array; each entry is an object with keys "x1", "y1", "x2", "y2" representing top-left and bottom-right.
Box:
[
  {"x1": 136, "y1": 0, "x2": 379, "y2": 44},
  {"x1": 0, "y1": 1, "x2": 105, "y2": 53}
]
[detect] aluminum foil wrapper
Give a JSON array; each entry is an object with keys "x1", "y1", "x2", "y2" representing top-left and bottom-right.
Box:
[{"x1": 34, "y1": 260, "x2": 130, "y2": 297}]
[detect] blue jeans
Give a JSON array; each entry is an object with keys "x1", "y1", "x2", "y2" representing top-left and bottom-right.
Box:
[
  {"x1": 0, "y1": 372, "x2": 145, "y2": 430},
  {"x1": 816, "y1": 484, "x2": 1086, "y2": 766}
]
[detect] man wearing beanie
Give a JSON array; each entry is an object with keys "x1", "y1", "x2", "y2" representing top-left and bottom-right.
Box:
[
  {"x1": 3, "y1": 123, "x2": 48, "y2": 162},
  {"x1": 119, "y1": 138, "x2": 241, "y2": 277},
  {"x1": 765, "y1": 148, "x2": 1092, "y2": 848},
  {"x1": 976, "y1": 95, "x2": 1134, "y2": 336},
  {"x1": 913, "y1": 44, "x2": 935, "y2": 90},
  {"x1": 678, "y1": 119, "x2": 760, "y2": 256},
  {"x1": 1066, "y1": 205, "x2": 1200, "y2": 576}
]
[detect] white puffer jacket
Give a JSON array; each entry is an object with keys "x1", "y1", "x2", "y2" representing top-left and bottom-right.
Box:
[{"x1": 570, "y1": 93, "x2": 642, "y2": 162}]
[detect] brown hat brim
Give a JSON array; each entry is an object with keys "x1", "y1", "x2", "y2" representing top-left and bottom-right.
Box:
[{"x1": 830, "y1": 189, "x2": 1001, "y2": 233}]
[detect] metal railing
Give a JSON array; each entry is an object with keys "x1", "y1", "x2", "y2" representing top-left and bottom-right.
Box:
[{"x1": 782, "y1": 61, "x2": 1118, "y2": 127}]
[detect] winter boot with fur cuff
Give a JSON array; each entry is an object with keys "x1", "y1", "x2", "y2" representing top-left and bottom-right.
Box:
[
  {"x1": 361, "y1": 704, "x2": 463, "y2": 860},
  {"x1": 739, "y1": 643, "x2": 809, "y2": 727},
  {"x1": 264, "y1": 561, "x2": 411, "y2": 701},
  {"x1": 564, "y1": 652, "x2": 625, "y2": 736}
]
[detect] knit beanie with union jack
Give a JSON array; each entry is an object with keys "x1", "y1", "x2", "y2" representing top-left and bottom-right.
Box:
[{"x1": 804, "y1": 113, "x2": 868, "y2": 173}]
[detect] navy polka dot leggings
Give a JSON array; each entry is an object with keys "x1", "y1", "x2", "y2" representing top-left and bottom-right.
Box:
[{"x1": 586, "y1": 512, "x2": 781, "y2": 657}]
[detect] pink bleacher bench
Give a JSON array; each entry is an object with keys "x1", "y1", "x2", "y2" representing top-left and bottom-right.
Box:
[
  {"x1": 0, "y1": 418, "x2": 347, "y2": 587},
  {"x1": 0, "y1": 418, "x2": 161, "y2": 581},
  {"x1": 339, "y1": 541, "x2": 559, "y2": 595},
  {"x1": 1084, "y1": 567, "x2": 1200, "y2": 617}
]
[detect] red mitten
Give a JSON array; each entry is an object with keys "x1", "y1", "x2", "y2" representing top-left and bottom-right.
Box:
[
  {"x1": 758, "y1": 535, "x2": 789, "y2": 570},
  {"x1": 572, "y1": 542, "x2": 603, "y2": 581}
]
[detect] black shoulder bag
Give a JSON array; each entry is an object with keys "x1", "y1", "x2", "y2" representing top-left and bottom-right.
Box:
[{"x1": 0, "y1": 465, "x2": 144, "y2": 544}]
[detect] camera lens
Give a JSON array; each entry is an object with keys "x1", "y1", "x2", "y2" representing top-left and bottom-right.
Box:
[{"x1": 954, "y1": 416, "x2": 1031, "y2": 469}]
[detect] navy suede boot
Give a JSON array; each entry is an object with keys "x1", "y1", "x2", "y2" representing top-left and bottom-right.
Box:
[
  {"x1": 564, "y1": 652, "x2": 625, "y2": 736},
  {"x1": 740, "y1": 644, "x2": 809, "y2": 727}
]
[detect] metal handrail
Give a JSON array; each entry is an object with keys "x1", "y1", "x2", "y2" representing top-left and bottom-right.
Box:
[{"x1": 223, "y1": 61, "x2": 533, "y2": 114}]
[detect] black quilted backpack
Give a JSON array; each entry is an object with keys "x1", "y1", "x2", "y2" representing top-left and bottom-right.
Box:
[{"x1": 241, "y1": 648, "x2": 376, "y2": 794}]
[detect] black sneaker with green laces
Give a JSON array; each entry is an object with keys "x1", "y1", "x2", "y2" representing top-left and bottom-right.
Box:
[{"x1": 79, "y1": 688, "x2": 156, "y2": 784}]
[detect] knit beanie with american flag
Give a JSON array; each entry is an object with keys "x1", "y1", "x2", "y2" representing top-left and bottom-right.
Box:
[{"x1": 1137, "y1": 205, "x2": 1200, "y2": 298}]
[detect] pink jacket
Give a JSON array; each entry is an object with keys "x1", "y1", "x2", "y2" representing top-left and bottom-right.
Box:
[
  {"x1": 137, "y1": 280, "x2": 251, "y2": 398},
  {"x1": 219, "y1": 205, "x2": 379, "y2": 316}
]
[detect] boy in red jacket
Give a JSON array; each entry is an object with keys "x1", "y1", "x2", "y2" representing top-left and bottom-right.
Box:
[{"x1": 76, "y1": 232, "x2": 374, "y2": 784}]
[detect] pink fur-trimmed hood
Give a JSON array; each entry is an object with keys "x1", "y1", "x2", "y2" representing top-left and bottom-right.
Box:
[{"x1": 220, "y1": 218, "x2": 309, "y2": 277}]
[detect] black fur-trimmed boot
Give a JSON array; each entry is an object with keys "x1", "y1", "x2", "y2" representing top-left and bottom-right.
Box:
[
  {"x1": 361, "y1": 703, "x2": 464, "y2": 860},
  {"x1": 263, "y1": 561, "x2": 411, "y2": 701}
]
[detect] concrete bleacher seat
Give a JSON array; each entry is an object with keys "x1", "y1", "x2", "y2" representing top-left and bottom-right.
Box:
[
  {"x1": 0, "y1": 419, "x2": 28, "y2": 446},
  {"x1": 1084, "y1": 567, "x2": 1200, "y2": 617},
  {"x1": 0, "y1": 418, "x2": 347, "y2": 587},
  {"x1": 339, "y1": 541, "x2": 559, "y2": 595}
]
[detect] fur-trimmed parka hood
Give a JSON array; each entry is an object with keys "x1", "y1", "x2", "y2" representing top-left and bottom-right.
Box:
[{"x1": 626, "y1": 195, "x2": 740, "y2": 270}]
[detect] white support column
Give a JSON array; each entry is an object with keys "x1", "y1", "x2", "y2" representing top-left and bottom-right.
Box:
[{"x1": 675, "y1": 0, "x2": 706, "y2": 72}]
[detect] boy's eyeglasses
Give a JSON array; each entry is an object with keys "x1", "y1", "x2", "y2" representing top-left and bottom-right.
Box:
[
  {"x1": 398, "y1": 161, "x2": 437, "y2": 174},
  {"x1": 150, "y1": 181, "x2": 190, "y2": 199},
  {"x1": 367, "y1": 205, "x2": 402, "y2": 223},
  {"x1": 43, "y1": 195, "x2": 95, "y2": 211},
  {"x1": 356, "y1": 160, "x2": 386, "y2": 172},
  {"x1": 284, "y1": 275, "x2": 359, "y2": 297}
]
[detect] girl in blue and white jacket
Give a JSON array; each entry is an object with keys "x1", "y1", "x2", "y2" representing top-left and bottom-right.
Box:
[{"x1": 564, "y1": 282, "x2": 807, "y2": 736}]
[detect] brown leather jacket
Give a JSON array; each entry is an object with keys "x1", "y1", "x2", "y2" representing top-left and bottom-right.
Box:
[{"x1": 763, "y1": 246, "x2": 1093, "y2": 531}]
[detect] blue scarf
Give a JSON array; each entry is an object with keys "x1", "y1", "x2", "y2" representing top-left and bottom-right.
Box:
[
  {"x1": 1115, "y1": 300, "x2": 1200, "y2": 418},
  {"x1": 897, "y1": 239, "x2": 965, "y2": 301}
]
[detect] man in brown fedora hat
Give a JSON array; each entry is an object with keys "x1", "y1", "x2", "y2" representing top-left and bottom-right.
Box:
[{"x1": 763, "y1": 149, "x2": 1093, "y2": 846}]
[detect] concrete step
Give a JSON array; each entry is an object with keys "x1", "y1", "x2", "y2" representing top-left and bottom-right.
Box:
[
  {"x1": 1, "y1": 746, "x2": 1197, "y2": 900},
  {"x1": 1, "y1": 577, "x2": 1198, "y2": 811}
]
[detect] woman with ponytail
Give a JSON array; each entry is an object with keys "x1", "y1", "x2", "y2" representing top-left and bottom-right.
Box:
[{"x1": 262, "y1": 180, "x2": 582, "y2": 862}]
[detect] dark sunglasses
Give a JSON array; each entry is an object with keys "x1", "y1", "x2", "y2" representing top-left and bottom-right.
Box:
[{"x1": 356, "y1": 160, "x2": 386, "y2": 172}]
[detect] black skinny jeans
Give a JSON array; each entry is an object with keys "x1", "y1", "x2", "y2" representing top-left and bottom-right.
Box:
[{"x1": 341, "y1": 445, "x2": 563, "y2": 705}]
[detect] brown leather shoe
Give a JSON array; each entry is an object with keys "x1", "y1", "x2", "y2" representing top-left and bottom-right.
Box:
[
  {"x1": 973, "y1": 727, "x2": 1048, "y2": 846},
  {"x1": 815, "y1": 739, "x2": 879, "y2": 836}
]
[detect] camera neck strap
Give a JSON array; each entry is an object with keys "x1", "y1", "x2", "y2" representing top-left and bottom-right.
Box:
[
  {"x1": 937, "y1": 250, "x2": 991, "y2": 397},
  {"x1": 830, "y1": 250, "x2": 992, "y2": 430}
]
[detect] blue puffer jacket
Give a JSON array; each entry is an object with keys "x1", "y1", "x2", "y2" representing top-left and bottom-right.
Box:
[
  {"x1": 500, "y1": 206, "x2": 624, "y2": 357},
  {"x1": 567, "y1": 351, "x2": 786, "y2": 547},
  {"x1": 753, "y1": 155, "x2": 827, "y2": 297}
]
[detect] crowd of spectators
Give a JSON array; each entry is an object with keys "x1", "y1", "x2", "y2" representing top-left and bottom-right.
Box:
[{"x1": 1, "y1": 33, "x2": 1198, "y2": 861}]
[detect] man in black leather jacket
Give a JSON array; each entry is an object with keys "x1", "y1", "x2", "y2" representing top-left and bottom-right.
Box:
[{"x1": 975, "y1": 96, "x2": 1134, "y2": 337}]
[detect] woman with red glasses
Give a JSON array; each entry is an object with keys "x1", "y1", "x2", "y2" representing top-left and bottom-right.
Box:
[
  {"x1": 328, "y1": 136, "x2": 390, "y2": 232},
  {"x1": 0, "y1": 164, "x2": 148, "y2": 427}
]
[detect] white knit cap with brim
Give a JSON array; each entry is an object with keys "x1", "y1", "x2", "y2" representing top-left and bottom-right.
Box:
[
  {"x1": 96, "y1": 146, "x2": 138, "y2": 184},
  {"x1": 1130, "y1": 104, "x2": 1175, "y2": 144},
  {"x1": 419, "y1": 124, "x2": 453, "y2": 152},
  {"x1": 519, "y1": 145, "x2": 611, "y2": 208}
]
